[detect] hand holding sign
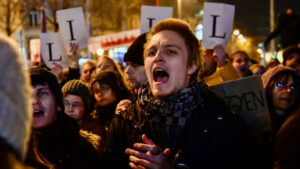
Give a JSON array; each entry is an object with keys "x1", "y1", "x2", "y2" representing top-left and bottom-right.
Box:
[
  {"x1": 202, "y1": 2, "x2": 235, "y2": 49},
  {"x1": 56, "y1": 7, "x2": 87, "y2": 50},
  {"x1": 40, "y1": 33, "x2": 69, "y2": 68},
  {"x1": 213, "y1": 45, "x2": 228, "y2": 67},
  {"x1": 140, "y1": 5, "x2": 173, "y2": 34},
  {"x1": 67, "y1": 43, "x2": 80, "y2": 68}
]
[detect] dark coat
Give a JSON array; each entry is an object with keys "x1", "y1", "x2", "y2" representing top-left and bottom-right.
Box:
[
  {"x1": 25, "y1": 115, "x2": 101, "y2": 169},
  {"x1": 103, "y1": 86, "x2": 257, "y2": 169}
]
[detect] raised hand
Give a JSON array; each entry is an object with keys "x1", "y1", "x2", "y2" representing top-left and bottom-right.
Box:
[
  {"x1": 67, "y1": 43, "x2": 80, "y2": 68},
  {"x1": 115, "y1": 99, "x2": 132, "y2": 115},
  {"x1": 213, "y1": 44, "x2": 228, "y2": 67}
]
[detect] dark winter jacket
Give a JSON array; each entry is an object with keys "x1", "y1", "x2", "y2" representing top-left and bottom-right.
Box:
[
  {"x1": 25, "y1": 115, "x2": 101, "y2": 169},
  {"x1": 103, "y1": 85, "x2": 257, "y2": 169}
]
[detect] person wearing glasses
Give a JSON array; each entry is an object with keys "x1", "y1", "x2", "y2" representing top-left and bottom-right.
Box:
[
  {"x1": 91, "y1": 71, "x2": 131, "y2": 147},
  {"x1": 262, "y1": 65, "x2": 300, "y2": 134},
  {"x1": 62, "y1": 79, "x2": 104, "y2": 157},
  {"x1": 261, "y1": 65, "x2": 300, "y2": 169}
]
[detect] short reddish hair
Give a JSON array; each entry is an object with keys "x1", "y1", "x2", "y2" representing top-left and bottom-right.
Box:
[{"x1": 144, "y1": 18, "x2": 203, "y2": 71}]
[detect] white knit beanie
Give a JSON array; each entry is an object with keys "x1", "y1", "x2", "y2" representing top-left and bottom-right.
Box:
[{"x1": 0, "y1": 33, "x2": 32, "y2": 160}]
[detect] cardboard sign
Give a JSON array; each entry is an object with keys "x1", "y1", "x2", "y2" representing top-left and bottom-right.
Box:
[
  {"x1": 140, "y1": 5, "x2": 173, "y2": 34},
  {"x1": 40, "y1": 33, "x2": 69, "y2": 68},
  {"x1": 56, "y1": 7, "x2": 87, "y2": 50},
  {"x1": 202, "y1": 2, "x2": 235, "y2": 49},
  {"x1": 210, "y1": 75, "x2": 271, "y2": 134}
]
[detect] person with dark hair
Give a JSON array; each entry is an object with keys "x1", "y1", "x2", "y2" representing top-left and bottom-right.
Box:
[
  {"x1": 104, "y1": 18, "x2": 256, "y2": 169},
  {"x1": 261, "y1": 65, "x2": 300, "y2": 169},
  {"x1": 25, "y1": 67, "x2": 101, "y2": 169},
  {"x1": 115, "y1": 33, "x2": 149, "y2": 115},
  {"x1": 91, "y1": 71, "x2": 132, "y2": 147},
  {"x1": 123, "y1": 33, "x2": 148, "y2": 93},
  {"x1": 0, "y1": 33, "x2": 33, "y2": 169},
  {"x1": 262, "y1": 65, "x2": 300, "y2": 134}
]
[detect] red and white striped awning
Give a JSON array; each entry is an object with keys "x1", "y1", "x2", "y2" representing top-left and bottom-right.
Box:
[{"x1": 88, "y1": 29, "x2": 140, "y2": 52}]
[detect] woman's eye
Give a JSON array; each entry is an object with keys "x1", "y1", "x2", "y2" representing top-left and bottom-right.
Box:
[
  {"x1": 290, "y1": 85, "x2": 295, "y2": 90},
  {"x1": 277, "y1": 82, "x2": 284, "y2": 87}
]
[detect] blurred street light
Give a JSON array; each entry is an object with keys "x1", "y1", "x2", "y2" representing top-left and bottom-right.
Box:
[
  {"x1": 96, "y1": 48, "x2": 104, "y2": 56},
  {"x1": 257, "y1": 48, "x2": 263, "y2": 54},
  {"x1": 233, "y1": 29, "x2": 240, "y2": 36}
]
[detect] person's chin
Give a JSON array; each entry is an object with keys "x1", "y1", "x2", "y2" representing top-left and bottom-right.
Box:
[{"x1": 151, "y1": 87, "x2": 172, "y2": 99}]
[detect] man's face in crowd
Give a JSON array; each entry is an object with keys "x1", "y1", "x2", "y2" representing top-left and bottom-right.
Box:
[
  {"x1": 32, "y1": 84, "x2": 60, "y2": 129},
  {"x1": 64, "y1": 94, "x2": 85, "y2": 122},
  {"x1": 144, "y1": 30, "x2": 197, "y2": 98},
  {"x1": 232, "y1": 53, "x2": 250, "y2": 77},
  {"x1": 124, "y1": 62, "x2": 147, "y2": 90},
  {"x1": 80, "y1": 63, "x2": 95, "y2": 83}
]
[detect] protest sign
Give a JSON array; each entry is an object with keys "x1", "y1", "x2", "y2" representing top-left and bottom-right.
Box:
[
  {"x1": 140, "y1": 5, "x2": 173, "y2": 34},
  {"x1": 210, "y1": 75, "x2": 271, "y2": 134},
  {"x1": 40, "y1": 33, "x2": 69, "y2": 68},
  {"x1": 202, "y1": 2, "x2": 235, "y2": 49},
  {"x1": 56, "y1": 7, "x2": 87, "y2": 50}
]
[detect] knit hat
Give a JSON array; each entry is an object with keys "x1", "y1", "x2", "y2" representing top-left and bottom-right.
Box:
[
  {"x1": 0, "y1": 33, "x2": 32, "y2": 160},
  {"x1": 30, "y1": 67, "x2": 65, "y2": 116},
  {"x1": 124, "y1": 33, "x2": 147, "y2": 65},
  {"x1": 62, "y1": 80, "x2": 92, "y2": 114},
  {"x1": 262, "y1": 64, "x2": 300, "y2": 89}
]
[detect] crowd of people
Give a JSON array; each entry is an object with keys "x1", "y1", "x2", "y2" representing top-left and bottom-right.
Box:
[{"x1": 0, "y1": 14, "x2": 299, "y2": 169}]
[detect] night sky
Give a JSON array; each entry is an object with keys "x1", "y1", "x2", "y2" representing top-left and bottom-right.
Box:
[{"x1": 182, "y1": 0, "x2": 300, "y2": 44}]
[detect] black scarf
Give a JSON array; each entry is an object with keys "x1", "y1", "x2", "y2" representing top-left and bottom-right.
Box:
[{"x1": 137, "y1": 79, "x2": 206, "y2": 127}]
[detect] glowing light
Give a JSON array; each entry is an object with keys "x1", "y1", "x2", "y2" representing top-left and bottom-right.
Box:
[
  {"x1": 96, "y1": 48, "x2": 104, "y2": 56},
  {"x1": 237, "y1": 34, "x2": 244, "y2": 40},
  {"x1": 196, "y1": 24, "x2": 203, "y2": 30},
  {"x1": 257, "y1": 48, "x2": 263, "y2": 54},
  {"x1": 233, "y1": 29, "x2": 240, "y2": 36}
]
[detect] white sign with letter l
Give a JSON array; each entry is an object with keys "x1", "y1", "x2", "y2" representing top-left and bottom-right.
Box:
[
  {"x1": 202, "y1": 2, "x2": 235, "y2": 49},
  {"x1": 40, "y1": 33, "x2": 69, "y2": 68}
]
